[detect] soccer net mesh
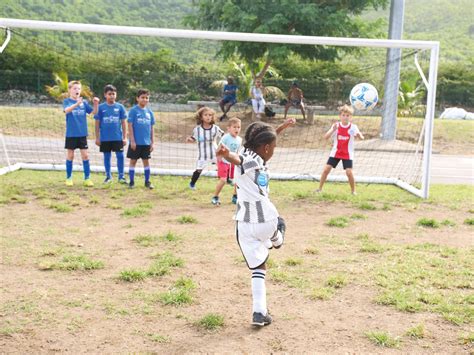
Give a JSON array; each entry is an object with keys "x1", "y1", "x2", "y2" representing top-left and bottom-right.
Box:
[{"x1": 0, "y1": 19, "x2": 438, "y2": 197}]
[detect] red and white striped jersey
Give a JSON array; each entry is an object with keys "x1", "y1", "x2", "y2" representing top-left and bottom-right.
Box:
[{"x1": 329, "y1": 122, "x2": 360, "y2": 160}]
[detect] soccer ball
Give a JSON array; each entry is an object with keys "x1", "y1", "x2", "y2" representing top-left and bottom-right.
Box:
[{"x1": 350, "y1": 83, "x2": 379, "y2": 111}]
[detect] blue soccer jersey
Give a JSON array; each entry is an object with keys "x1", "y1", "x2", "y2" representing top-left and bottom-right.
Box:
[
  {"x1": 94, "y1": 102, "x2": 127, "y2": 142},
  {"x1": 128, "y1": 105, "x2": 155, "y2": 146},
  {"x1": 63, "y1": 98, "x2": 93, "y2": 137},
  {"x1": 220, "y1": 133, "x2": 242, "y2": 164},
  {"x1": 223, "y1": 84, "x2": 237, "y2": 100}
]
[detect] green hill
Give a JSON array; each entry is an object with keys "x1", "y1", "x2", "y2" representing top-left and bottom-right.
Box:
[
  {"x1": 363, "y1": 0, "x2": 473, "y2": 63},
  {"x1": 1, "y1": 0, "x2": 472, "y2": 63}
]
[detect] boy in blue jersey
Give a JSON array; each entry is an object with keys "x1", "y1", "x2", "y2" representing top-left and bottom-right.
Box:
[
  {"x1": 212, "y1": 117, "x2": 242, "y2": 206},
  {"x1": 219, "y1": 76, "x2": 238, "y2": 121},
  {"x1": 127, "y1": 89, "x2": 155, "y2": 189},
  {"x1": 63, "y1": 81, "x2": 99, "y2": 187},
  {"x1": 94, "y1": 84, "x2": 128, "y2": 184}
]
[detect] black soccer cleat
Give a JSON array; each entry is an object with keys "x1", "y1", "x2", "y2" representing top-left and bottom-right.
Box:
[
  {"x1": 145, "y1": 181, "x2": 154, "y2": 190},
  {"x1": 252, "y1": 312, "x2": 272, "y2": 327}
]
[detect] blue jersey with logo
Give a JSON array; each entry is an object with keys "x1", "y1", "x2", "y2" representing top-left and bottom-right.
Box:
[
  {"x1": 63, "y1": 98, "x2": 93, "y2": 137},
  {"x1": 94, "y1": 102, "x2": 127, "y2": 142},
  {"x1": 220, "y1": 133, "x2": 242, "y2": 164},
  {"x1": 128, "y1": 105, "x2": 155, "y2": 146}
]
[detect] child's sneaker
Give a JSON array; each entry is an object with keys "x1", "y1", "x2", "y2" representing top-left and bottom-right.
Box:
[
  {"x1": 145, "y1": 181, "x2": 154, "y2": 190},
  {"x1": 352, "y1": 191, "x2": 357, "y2": 196},
  {"x1": 83, "y1": 179, "x2": 94, "y2": 187},
  {"x1": 252, "y1": 311, "x2": 272, "y2": 327},
  {"x1": 129, "y1": 181, "x2": 135, "y2": 189},
  {"x1": 264, "y1": 239, "x2": 273, "y2": 249},
  {"x1": 211, "y1": 196, "x2": 220, "y2": 206},
  {"x1": 104, "y1": 177, "x2": 112, "y2": 184},
  {"x1": 118, "y1": 177, "x2": 128, "y2": 184},
  {"x1": 65, "y1": 178, "x2": 73, "y2": 187},
  {"x1": 231, "y1": 194, "x2": 237, "y2": 204},
  {"x1": 315, "y1": 189, "x2": 322, "y2": 193},
  {"x1": 189, "y1": 182, "x2": 196, "y2": 190}
]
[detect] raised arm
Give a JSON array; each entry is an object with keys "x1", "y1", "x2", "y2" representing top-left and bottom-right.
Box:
[
  {"x1": 216, "y1": 144, "x2": 241, "y2": 165},
  {"x1": 64, "y1": 97, "x2": 83, "y2": 114},
  {"x1": 276, "y1": 118, "x2": 296, "y2": 135},
  {"x1": 324, "y1": 123, "x2": 338, "y2": 140},
  {"x1": 91, "y1": 97, "x2": 100, "y2": 115}
]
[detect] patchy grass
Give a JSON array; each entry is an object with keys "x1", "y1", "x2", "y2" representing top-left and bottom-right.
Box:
[
  {"x1": 464, "y1": 218, "x2": 474, "y2": 226},
  {"x1": 416, "y1": 218, "x2": 440, "y2": 228},
  {"x1": 325, "y1": 274, "x2": 347, "y2": 289},
  {"x1": 360, "y1": 239, "x2": 385, "y2": 254},
  {"x1": 48, "y1": 202, "x2": 73, "y2": 213},
  {"x1": 39, "y1": 254, "x2": 104, "y2": 271},
  {"x1": 177, "y1": 215, "x2": 198, "y2": 224},
  {"x1": 404, "y1": 323, "x2": 426, "y2": 339},
  {"x1": 308, "y1": 287, "x2": 334, "y2": 301},
  {"x1": 147, "y1": 333, "x2": 171, "y2": 343},
  {"x1": 159, "y1": 277, "x2": 196, "y2": 306},
  {"x1": 284, "y1": 257, "x2": 303, "y2": 266},
  {"x1": 458, "y1": 332, "x2": 474, "y2": 345},
  {"x1": 327, "y1": 216, "x2": 349, "y2": 228},
  {"x1": 441, "y1": 219, "x2": 456, "y2": 227},
  {"x1": 357, "y1": 202, "x2": 377, "y2": 211},
  {"x1": 161, "y1": 231, "x2": 181, "y2": 242},
  {"x1": 374, "y1": 244, "x2": 473, "y2": 324},
  {"x1": 365, "y1": 331, "x2": 400, "y2": 348},
  {"x1": 304, "y1": 246, "x2": 319, "y2": 255},
  {"x1": 122, "y1": 202, "x2": 153, "y2": 218},
  {"x1": 350, "y1": 213, "x2": 367, "y2": 220},
  {"x1": 196, "y1": 313, "x2": 225, "y2": 331},
  {"x1": 133, "y1": 234, "x2": 160, "y2": 247},
  {"x1": 118, "y1": 269, "x2": 148, "y2": 282}
]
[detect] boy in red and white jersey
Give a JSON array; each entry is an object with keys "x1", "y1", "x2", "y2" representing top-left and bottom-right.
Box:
[{"x1": 317, "y1": 104, "x2": 364, "y2": 195}]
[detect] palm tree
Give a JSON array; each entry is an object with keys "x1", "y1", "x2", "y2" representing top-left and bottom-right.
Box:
[
  {"x1": 398, "y1": 75, "x2": 426, "y2": 116},
  {"x1": 45, "y1": 71, "x2": 93, "y2": 102},
  {"x1": 211, "y1": 61, "x2": 285, "y2": 102}
]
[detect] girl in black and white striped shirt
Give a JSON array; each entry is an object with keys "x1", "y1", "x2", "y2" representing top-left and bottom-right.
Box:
[
  {"x1": 217, "y1": 118, "x2": 295, "y2": 327},
  {"x1": 186, "y1": 107, "x2": 224, "y2": 189}
]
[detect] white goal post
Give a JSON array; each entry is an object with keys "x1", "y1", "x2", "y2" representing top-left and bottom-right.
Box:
[{"x1": 0, "y1": 18, "x2": 439, "y2": 198}]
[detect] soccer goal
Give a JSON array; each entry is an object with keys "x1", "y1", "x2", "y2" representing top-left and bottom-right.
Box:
[{"x1": 0, "y1": 18, "x2": 439, "y2": 198}]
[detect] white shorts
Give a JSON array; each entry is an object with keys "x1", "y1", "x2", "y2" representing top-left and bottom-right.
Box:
[
  {"x1": 236, "y1": 219, "x2": 278, "y2": 269},
  {"x1": 196, "y1": 159, "x2": 216, "y2": 170}
]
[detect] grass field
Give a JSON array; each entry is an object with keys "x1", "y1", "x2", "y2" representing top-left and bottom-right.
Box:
[
  {"x1": 1, "y1": 106, "x2": 473, "y2": 154},
  {"x1": 1, "y1": 170, "x2": 473, "y2": 353}
]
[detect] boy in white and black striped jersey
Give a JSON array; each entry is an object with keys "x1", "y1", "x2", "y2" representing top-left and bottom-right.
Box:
[
  {"x1": 186, "y1": 107, "x2": 224, "y2": 189},
  {"x1": 217, "y1": 118, "x2": 295, "y2": 327}
]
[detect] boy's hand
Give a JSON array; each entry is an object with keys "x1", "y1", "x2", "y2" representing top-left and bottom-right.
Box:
[
  {"x1": 150, "y1": 144, "x2": 154, "y2": 153},
  {"x1": 131, "y1": 142, "x2": 136, "y2": 151},
  {"x1": 122, "y1": 139, "x2": 127, "y2": 146},
  {"x1": 76, "y1": 97, "x2": 83, "y2": 105},
  {"x1": 331, "y1": 122, "x2": 338, "y2": 131},
  {"x1": 186, "y1": 136, "x2": 195, "y2": 143},
  {"x1": 93, "y1": 97, "x2": 100, "y2": 104},
  {"x1": 95, "y1": 138, "x2": 100, "y2": 147}
]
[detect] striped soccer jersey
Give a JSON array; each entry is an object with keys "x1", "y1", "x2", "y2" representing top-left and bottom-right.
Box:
[
  {"x1": 192, "y1": 124, "x2": 224, "y2": 161},
  {"x1": 329, "y1": 122, "x2": 360, "y2": 160},
  {"x1": 233, "y1": 148, "x2": 279, "y2": 223}
]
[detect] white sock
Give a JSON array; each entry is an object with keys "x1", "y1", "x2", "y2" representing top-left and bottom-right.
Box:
[
  {"x1": 251, "y1": 269, "x2": 267, "y2": 314},
  {"x1": 271, "y1": 230, "x2": 283, "y2": 248}
]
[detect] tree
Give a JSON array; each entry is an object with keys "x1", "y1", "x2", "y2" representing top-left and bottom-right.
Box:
[{"x1": 185, "y1": 0, "x2": 389, "y2": 78}]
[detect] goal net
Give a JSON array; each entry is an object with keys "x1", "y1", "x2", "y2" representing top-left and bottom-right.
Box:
[{"x1": 0, "y1": 19, "x2": 439, "y2": 198}]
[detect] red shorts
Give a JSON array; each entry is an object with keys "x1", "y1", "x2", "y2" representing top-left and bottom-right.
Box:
[{"x1": 217, "y1": 160, "x2": 235, "y2": 179}]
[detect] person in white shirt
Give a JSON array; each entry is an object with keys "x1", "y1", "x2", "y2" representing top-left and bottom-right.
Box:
[
  {"x1": 217, "y1": 118, "x2": 295, "y2": 327},
  {"x1": 250, "y1": 78, "x2": 266, "y2": 119}
]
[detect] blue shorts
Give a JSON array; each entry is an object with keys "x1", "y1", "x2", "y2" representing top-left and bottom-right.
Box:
[{"x1": 221, "y1": 96, "x2": 236, "y2": 105}]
